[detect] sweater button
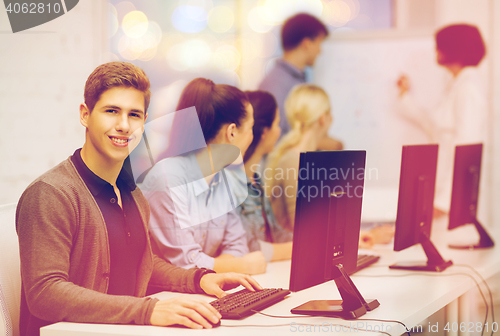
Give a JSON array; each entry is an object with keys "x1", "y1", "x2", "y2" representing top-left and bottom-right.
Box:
[{"x1": 110, "y1": 198, "x2": 116, "y2": 204}]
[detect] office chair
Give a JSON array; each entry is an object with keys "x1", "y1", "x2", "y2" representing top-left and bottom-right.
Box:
[{"x1": 0, "y1": 203, "x2": 21, "y2": 336}]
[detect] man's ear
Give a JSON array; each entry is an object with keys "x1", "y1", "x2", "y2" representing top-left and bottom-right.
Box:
[
  {"x1": 300, "y1": 37, "x2": 313, "y2": 51},
  {"x1": 79, "y1": 103, "x2": 90, "y2": 128}
]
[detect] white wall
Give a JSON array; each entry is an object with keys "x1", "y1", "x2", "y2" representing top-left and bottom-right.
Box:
[{"x1": 0, "y1": 0, "x2": 107, "y2": 204}]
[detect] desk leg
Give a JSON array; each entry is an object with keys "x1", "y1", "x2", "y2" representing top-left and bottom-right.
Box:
[
  {"x1": 446, "y1": 299, "x2": 459, "y2": 336},
  {"x1": 458, "y1": 291, "x2": 471, "y2": 336}
]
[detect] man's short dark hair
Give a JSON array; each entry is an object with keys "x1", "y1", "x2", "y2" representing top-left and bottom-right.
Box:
[
  {"x1": 281, "y1": 13, "x2": 328, "y2": 51},
  {"x1": 84, "y1": 62, "x2": 151, "y2": 113},
  {"x1": 435, "y1": 24, "x2": 486, "y2": 67}
]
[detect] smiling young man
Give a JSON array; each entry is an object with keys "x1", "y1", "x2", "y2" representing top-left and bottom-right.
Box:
[{"x1": 16, "y1": 62, "x2": 260, "y2": 336}]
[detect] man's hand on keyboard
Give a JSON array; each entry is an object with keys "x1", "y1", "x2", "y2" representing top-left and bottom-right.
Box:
[
  {"x1": 150, "y1": 296, "x2": 221, "y2": 329},
  {"x1": 200, "y1": 272, "x2": 263, "y2": 298}
]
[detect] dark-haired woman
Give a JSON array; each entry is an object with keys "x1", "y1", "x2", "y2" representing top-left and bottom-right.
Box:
[
  {"x1": 142, "y1": 78, "x2": 267, "y2": 275},
  {"x1": 396, "y1": 24, "x2": 487, "y2": 215},
  {"x1": 227, "y1": 91, "x2": 294, "y2": 262}
]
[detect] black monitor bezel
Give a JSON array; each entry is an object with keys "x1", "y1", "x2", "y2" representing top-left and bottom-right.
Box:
[
  {"x1": 448, "y1": 143, "x2": 482, "y2": 230},
  {"x1": 393, "y1": 144, "x2": 438, "y2": 252},
  {"x1": 289, "y1": 150, "x2": 366, "y2": 292}
]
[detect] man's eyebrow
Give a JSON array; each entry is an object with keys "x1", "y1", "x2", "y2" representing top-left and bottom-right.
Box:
[
  {"x1": 102, "y1": 105, "x2": 122, "y2": 110},
  {"x1": 102, "y1": 105, "x2": 144, "y2": 114}
]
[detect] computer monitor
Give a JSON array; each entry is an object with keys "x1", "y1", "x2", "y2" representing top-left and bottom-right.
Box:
[
  {"x1": 289, "y1": 150, "x2": 379, "y2": 319},
  {"x1": 390, "y1": 144, "x2": 452, "y2": 272},
  {"x1": 448, "y1": 143, "x2": 494, "y2": 249}
]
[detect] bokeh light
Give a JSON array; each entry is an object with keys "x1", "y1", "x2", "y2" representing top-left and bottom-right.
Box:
[
  {"x1": 261, "y1": 32, "x2": 280, "y2": 58},
  {"x1": 220, "y1": 70, "x2": 241, "y2": 87},
  {"x1": 115, "y1": 1, "x2": 136, "y2": 23},
  {"x1": 117, "y1": 15, "x2": 162, "y2": 61},
  {"x1": 322, "y1": 0, "x2": 352, "y2": 27},
  {"x1": 213, "y1": 45, "x2": 240, "y2": 71},
  {"x1": 247, "y1": 6, "x2": 275, "y2": 33},
  {"x1": 208, "y1": 6, "x2": 234, "y2": 33},
  {"x1": 171, "y1": 5, "x2": 208, "y2": 33},
  {"x1": 295, "y1": 0, "x2": 323, "y2": 17},
  {"x1": 118, "y1": 35, "x2": 142, "y2": 60},
  {"x1": 159, "y1": 33, "x2": 185, "y2": 56},
  {"x1": 263, "y1": 0, "x2": 295, "y2": 23},
  {"x1": 238, "y1": 36, "x2": 260, "y2": 62},
  {"x1": 138, "y1": 46, "x2": 158, "y2": 62},
  {"x1": 166, "y1": 39, "x2": 212, "y2": 71},
  {"x1": 343, "y1": 0, "x2": 360, "y2": 20},
  {"x1": 122, "y1": 11, "x2": 149, "y2": 39},
  {"x1": 108, "y1": 4, "x2": 119, "y2": 38},
  {"x1": 183, "y1": 0, "x2": 213, "y2": 14}
]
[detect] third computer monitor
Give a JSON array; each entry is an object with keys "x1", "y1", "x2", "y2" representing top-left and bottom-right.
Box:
[{"x1": 448, "y1": 143, "x2": 494, "y2": 249}]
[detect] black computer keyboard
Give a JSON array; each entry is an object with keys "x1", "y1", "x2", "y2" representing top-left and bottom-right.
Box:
[
  {"x1": 348, "y1": 254, "x2": 380, "y2": 275},
  {"x1": 210, "y1": 288, "x2": 290, "y2": 319}
]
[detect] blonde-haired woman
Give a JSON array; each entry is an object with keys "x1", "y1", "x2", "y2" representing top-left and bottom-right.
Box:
[
  {"x1": 266, "y1": 84, "x2": 336, "y2": 232},
  {"x1": 265, "y1": 84, "x2": 392, "y2": 248}
]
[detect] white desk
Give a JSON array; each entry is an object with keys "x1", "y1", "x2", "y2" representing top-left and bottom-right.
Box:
[{"x1": 41, "y1": 221, "x2": 500, "y2": 336}]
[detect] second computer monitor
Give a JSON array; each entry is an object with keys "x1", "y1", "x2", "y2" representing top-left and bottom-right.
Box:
[{"x1": 391, "y1": 144, "x2": 452, "y2": 272}]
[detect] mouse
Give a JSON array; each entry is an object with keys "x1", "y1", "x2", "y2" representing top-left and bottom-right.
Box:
[
  {"x1": 210, "y1": 319, "x2": 221, "y2": 328},
  {"x1": 170, "y1": 319, "x2": 221, "y2": 329}
]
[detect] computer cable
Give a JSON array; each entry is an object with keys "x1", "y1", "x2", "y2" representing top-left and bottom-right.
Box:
[
  {"x1": 220, "y1": 317, "x2": 393, "y2": 336},
  {"x1": 452, "y1": 264, "x2": 495, "y2": 336},
  {"x1": 253, "y1": 309, "x2": 410, "y2": 333},
  {"x1": 239, "y1": 310, "x2": 410, "y2": 336},
  {"x1": 356, "y1": 318, "x2": 411, "y2": 336},
  {"x1": 356, "y1": 272, "x2": 489, "y2": 336}
]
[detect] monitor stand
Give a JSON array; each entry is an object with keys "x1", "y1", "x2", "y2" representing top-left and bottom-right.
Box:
[
  {"x1": 291, "y1": 264, "x2": 379, "y2": 319},
  {"x1": 449, "y1": 218, "x2": 494, "y2": 249},
  {"x1": 390, "y1": 230, "x2": 453, "y2": 272}
]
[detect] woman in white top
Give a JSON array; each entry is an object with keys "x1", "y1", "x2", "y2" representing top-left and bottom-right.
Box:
[
  {"x1": 397, "y1": 24, "x2": 487, "y2": 215},
  {"x1": 142, "y1": 78, "x2": 267, "y2": 275}
]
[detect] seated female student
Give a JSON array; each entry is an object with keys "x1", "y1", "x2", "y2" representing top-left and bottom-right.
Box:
[
  {"x1": 265, "y1": 84, "x2": 393, "y2": 248},
  {"x1": 141, "y1": 78, "x2": 267, "y2": 275},
  {"x1": 226, "y1": 90, "x2": 293, "y2": 262}
]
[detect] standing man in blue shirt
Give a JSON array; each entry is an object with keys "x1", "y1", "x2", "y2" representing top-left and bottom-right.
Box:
[{"x1": 258, "y1": 13, "x2": 343, "y2": 150}]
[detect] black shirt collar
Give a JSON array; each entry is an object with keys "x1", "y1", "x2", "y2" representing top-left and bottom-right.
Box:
[{"x1": 71, "y1": 148, "x2": 136, "y2": 196}]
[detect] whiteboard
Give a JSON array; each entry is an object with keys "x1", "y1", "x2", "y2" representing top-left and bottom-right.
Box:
[
  {"x1": 314, "y1": 34, "x2": 450, "y2": 221},
  {"x1": 314, "y1": 34, "x2": 450, "y2": 189}
]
